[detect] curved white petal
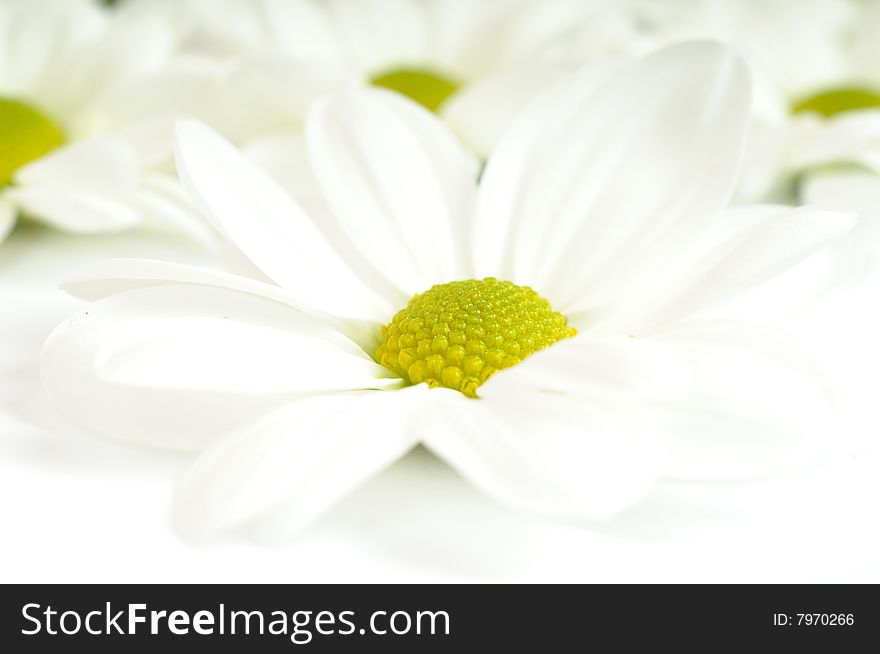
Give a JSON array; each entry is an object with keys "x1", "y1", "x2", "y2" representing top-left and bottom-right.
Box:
[
  {"x1": 58, "y1": 258, "x2": 381, "y2": 350},
  {"x1": 801, "y1": 169, "x2": 880, "y2": 257},
  {"x1": 440, "y1": 65, "x2": 566, "y2": 157},
  {"x1": 14, "y1": 137, "x2": 141, "y2": 191},
  {"x1": 473, "y1": 42, "x2": 750, "y2": 311},
  {"x1": 594, "y1": 205, "x2": 857, "y2": 334},
  {"x1": 0, "y1": 0, "x2": 106, "y2": 95},
  {"x1": 174, "y1": 119, "x2": 393, "y2": 323},
  {"x1": 42, "y1": 9, "x2": 177, "y2": 124},
  {"x1": 133, "y1": 173, "x2": 221, "y2": 248},
  {"x1": 61, "y1": 258, "x2": 293, "y2": 303},
  {"x1": 41, "y1": 284, "x2": 396, "y2": 452},
  {"x1": 241, "y1": 131, "x2": 317, "y2": 206},
  {"x1": 257, "y1": 0, "x2": 344, "y2": 62},
  {"x1": 481, "y1": 332, "x2": 689, "y2": 404},
  {"x1": 735, "y1": 117, "x2": 795, "y2": 203},
  {"x1": 93, "y1": 65, "x2": 230, "y2": 164},
  {"x1": 6, "y1": 188, "x2": 140, "y2": 233},
  {"x1": 482, "y1": 320, "x2": 835, "y2": 482},
  {"x1": 306, "y1": 88, "x2": 476, "y2": 294},
  {"x1": 217, "y1": 60, "x2": 350, "y2": 143},
  {"x1": 8, "y1": 137, "x2": 144, "y2": 233},
  {"x1": 174, "y1": 385, "x2": 428, "y2": 541},
  {"x1": 421, "y1": 385, "x2": 659, "y2": 522},
  {"x1": 649, "y1": 320, "x2": 836, "y2": 480},
  {"x1": 326, "y1": 0, "x2": 430, "y2": 72}
]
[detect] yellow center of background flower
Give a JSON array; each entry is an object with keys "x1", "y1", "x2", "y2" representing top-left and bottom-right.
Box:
[
  {"x1": 376, "y1": 278, "x2": 576, "y2": 397},
  {"x1": 371, "y1": 68, "x2": 460, "y2": 113},
  {"x1": 792, "y1": 87, "x2": 880, "y2": 118},
  {"x1": 0, "y1": 97, "x2": 65, "y2": 187}
]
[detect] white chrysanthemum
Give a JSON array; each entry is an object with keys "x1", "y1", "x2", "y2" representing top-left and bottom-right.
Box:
[
  {"x1": 0, "y1": 0, "x2": 218, "y2": 245},
  {"x1": 632, "y1": 0, "x2": 880, "y2": 255},
  {"x1": 40, "y1": 43, "x2": 855, "y2": 541},
  {"x1": 121, "y1": 0, "x2": 640, "y2": 156}
]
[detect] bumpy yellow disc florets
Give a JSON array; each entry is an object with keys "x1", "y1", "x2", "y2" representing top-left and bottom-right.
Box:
[
  {"x1": 792, "y1": 87, "x2": 880, "y2": 118},
  {"x1": 0, "y1": 97, "x2": 65, "y2": 187},
  {"x1": 371, "y1": 68, "x2": 460, "y2": 113},
  {"x1": 376, "y1": 278, "x2": 576, "y2": 397}
]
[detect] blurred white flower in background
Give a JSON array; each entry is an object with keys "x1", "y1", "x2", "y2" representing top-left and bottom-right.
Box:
[
  {"x1": 38, "y1": 43, "x2": 856, "y2": 541},
  {"x1": 96, "y1": 0, "x2": 649, "y2": 267},
  {"x1": 793, "y1": 0, "x2": 880, "y2": 256},
  {"x1": 119, "y1": 0, "x2": 642, "y2": 157},
  {"x1": 632, "y1": 0, "x2": 880, "y2": 257},
  {"x1": 0, "y1": 0, "x2": 222, "y2": 245}
]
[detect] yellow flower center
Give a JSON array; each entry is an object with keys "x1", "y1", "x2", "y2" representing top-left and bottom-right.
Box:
[
  {"x1": 0, "y1": 97, "x2": 65, "y2": 188},
  {"x1": 792, "y1": 87, "x2": 880, "y2": 118},
  {"x1": 376, "y1": 278, "x2": 576, "y2": 397},
  {"x1": 371, "y1": 68, "x2": 460, "y2": 113}
]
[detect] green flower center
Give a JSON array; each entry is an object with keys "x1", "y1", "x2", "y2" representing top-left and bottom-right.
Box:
[
  {"x1": 0, "y1": 97, "x2": 65, "y2": 188},
  {"x1": 792, "y1": 86, "x2": 880, "y2": 118},
  {"x1": 371, "y1": 68, "x2": 460, "y2": 113},
  {"x1": 376, "y1": 278, "x2": 576, "y2": 398}
]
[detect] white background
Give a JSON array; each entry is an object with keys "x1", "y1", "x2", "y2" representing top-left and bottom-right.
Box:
[{"x1": 1, "y1": 228, "x2": 878, "y2": 583}]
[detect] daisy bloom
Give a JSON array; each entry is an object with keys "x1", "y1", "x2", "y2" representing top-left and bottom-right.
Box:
[
  {"x1": 123, "y1": 0, "x2": 640, "y2": 156},
  {"x1": 0, "y1": 0, "x2": 219, "y2": 246},
  {"x1": 632, "y1": 0, "x2": 880, "y2": 255},
  {"x1": 40, "y1": 42, "x2": 855, "y2": 541}
]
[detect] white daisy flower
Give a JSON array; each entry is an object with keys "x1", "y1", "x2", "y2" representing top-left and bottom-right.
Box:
[
  {"x1": 632, "y1": 0, "x2": 880, "y2": 255},
  {"x1": 792, "y1": 0, "x2": 880, "y2": 258},
  {"x1": 0, "y1": 0, "x2": 219, "y2": 246},
  {"x1": 40, "y1": 43, "x2": 855, "y2": 541},
  {"x1": 123, "y1": 0, "x2": 641, "y2": 156}
]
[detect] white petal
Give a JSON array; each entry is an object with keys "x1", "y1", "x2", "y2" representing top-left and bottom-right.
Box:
[
  {"x1": 42, "y1": 9, "x2": 176, "y2": 124},
  {"x1": 494, "y1": 0, "x2": 638, "y2": 67},
  {"x1": 133, "y1": 173, "x2": 220, "y2": 248},
  {"x1": 649, "y1": 320, "x2": 836, "y2": 480},
  {"x1": 789, "y1": 111, "x2": 880, "y2": 173},
  {"x1": 216, "y1": 60, "x2": 349, "y2": 143},
  {"x1": 59, "y1": 258, "x2": 380, "y2": 350},
  {"x1": 473, "y1": 42, "x2": 750, "y2": 312},
  {"x1": 174, "y1": 119, "x2": 393, "y2": 323},
  {"x1": 327, "y1": 0, "x2": 429, "y2": 72},
  {"x1": 481, "y1": 332, "x2": 690, "y2": 404},
  {"x1": 595, "y1": 206, "x2": 857, "y2": 333},
  {"x1": 440, "y1": 65, "x2": 566, "y2": 157},
  {"x1": 174, "y1": 385, "x2": 428, "y2": 540},
  {"x1": 13, "y1": 137, "x2": 140, "y2": 191},
  {"x1": 801, "y1": 169, "x2": 880, "y2": 257},
  {"x1": 483, "y1": 320, "x2": 835, "y2": 481},
  {"x1": 111, "y1": 116, "x2": 179, "y2": 168},
  {"x1": 9, "y1": 137, "x2": 143, "y2": 232},
  {"x1": 0, "y1": 195, "x2": 16, "y2": 243},
  {"x1": 60, "y1": 257, "x2": 286, "y2": 300},
  {"x1": 41, "y1": 284, "x2": 395, "y2": 452},
  {"x1": 416, "y1": 0, "x2": 512, "y2": 77},
  {"x1": 240, "y1": 131, "x2": 316, "y2": 205},
  {"x1": 735, "y1": 118, "x2": 797, "y2": 203},
  {"x1": 421, "y1": 387, "x2": 660, "y2": 522},
  {"x1": 258, "y1": 0, "x2": 344, "y2": 62},
  {"x1": 239, "y1": 131, "x2": 347, "y2": 242},
  {"x1": 306, "y1": 88, "x2": 477, "y2": 293},
  {"x1": 93, "y1": 64, "x2": 229, "y2": 164},
  {"x1": 0, "y1": 0, "x2": 105, "y2": 95},
  {"x1": 6, "y1": 188, "x2": 140, "y2": 233}
]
